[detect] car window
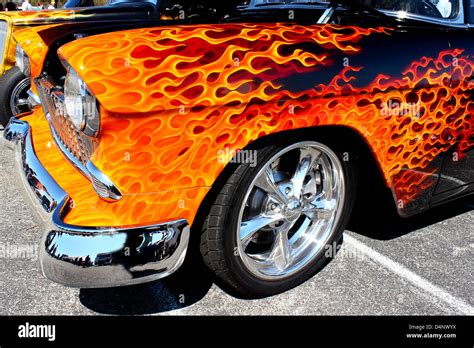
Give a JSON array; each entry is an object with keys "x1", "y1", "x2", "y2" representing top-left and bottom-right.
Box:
[
  {"x1": 364, "y1": 0, "x2": 459, "y2": 19},
  {"x1": 159, "y1": 0, "x2": 248, "y2": 13},
  {"x1": 252, "y1": 0, "x2": 458, "y2": 19},
  {"x1": 470, "y1": 1, "x2": 474, "y2": 22},
  {"x1": 63, "y1": 0, "x2": 95, "y2": 7}
]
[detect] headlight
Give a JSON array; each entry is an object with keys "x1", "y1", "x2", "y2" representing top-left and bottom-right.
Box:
[
  {"x1": 64, "y1": 67, "x2": 99, "y2": 134},
  {"x1": 15, "y1": 44, "x2": 31, "y2": 76}
]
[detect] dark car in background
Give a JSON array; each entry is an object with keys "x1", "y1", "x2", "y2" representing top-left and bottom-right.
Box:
[{"x1": 0, "y1": 0, "x2": 240, "y2": 125}]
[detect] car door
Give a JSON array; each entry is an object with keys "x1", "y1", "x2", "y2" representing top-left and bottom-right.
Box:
[{"x1": 431, "y1": 1, "x2": 474, "y2": 203}]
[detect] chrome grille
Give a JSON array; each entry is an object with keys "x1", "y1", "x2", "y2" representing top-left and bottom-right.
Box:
[
  {"x1": 90, "y1": 174, "x2": 110, "y2": 198},
  {"x1": 35, "y1": 76, "x2": 97, "y2": 168},
  {"x1": 0, "y1": 20, "x2": 8, "y2": 71}
]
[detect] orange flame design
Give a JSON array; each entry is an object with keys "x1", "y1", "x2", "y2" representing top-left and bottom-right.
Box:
[
  {"x1": 23, "y1": 110, "x2": 209, "y2": 226},
  {"x1": 14, "y1": 24, "x2": 62, "y2": 80},
  {"x1": 2, "y1": 10, "x2": 93, "y2": 74},
  {"x1": 36, "y1": 22, "x2": 472, "y2": 225}
]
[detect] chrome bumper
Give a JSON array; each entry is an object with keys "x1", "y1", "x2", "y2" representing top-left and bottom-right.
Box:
[{"x1": 2, "y1": 119, "x2": 190, "y2": 288}]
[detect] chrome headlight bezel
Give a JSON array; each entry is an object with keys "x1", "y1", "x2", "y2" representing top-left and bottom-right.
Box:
[
  {"x1": 64, "y1": 67, "x2": 100, "y2": 135},
  {"x1": 15, "y1": 43, "x2": 30, "y2": 76}
]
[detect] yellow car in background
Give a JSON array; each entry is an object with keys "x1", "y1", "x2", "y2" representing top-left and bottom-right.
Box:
[
  {"x1": 0, "y1": 0, "x2": 150, "y2": 126},
  {"x1": 0, "y1": 13, "x2": 17, "y2": 76},
  {"x1": 0, "y1": 5, "x2": 105, "y2": 124}
]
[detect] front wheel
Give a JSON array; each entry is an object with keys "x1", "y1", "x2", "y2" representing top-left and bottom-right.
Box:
[
  {"x1": 0, "y1": 67, "x2": 32, "y2": 127},
  {"x1": 200, "y1": 139, "x2": 356, "y2": 297}
]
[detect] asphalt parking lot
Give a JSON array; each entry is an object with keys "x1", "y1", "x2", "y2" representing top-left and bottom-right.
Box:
[{"x1": 0, "y1": 128, "x2": 473, "y2": 316}]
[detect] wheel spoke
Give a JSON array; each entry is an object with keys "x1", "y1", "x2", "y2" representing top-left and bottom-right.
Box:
[
  {"x1": 240, "y1": 213, "x2": 284, "y2": 248},
  {"x1": 16, "y1": 99, "x2": 31, "y2": 108},
  {"x1": 10, "y1": 79, "x2": 31, "y2": 116},
  {"x1": 319, "y1": 154, "x2": 335, "y2": 200},
  {"x1": 268, "y1": 228, "x2": 292, "y2": 271},
  {"x1": 302, "y1": 176, "x2": 318, "y2": 201},
  {"x1": 255, "y1": 167, "x2": 288, "y2": 205},
  {"x1": 308, "y1": 208, "x2": 333, "y2": 220},
  {"x1": 292, "y1": 148, "x2": 321, "y2": 198},
  {"x1": 304, "y1": 198, "x2": 336, "y2": 220}
]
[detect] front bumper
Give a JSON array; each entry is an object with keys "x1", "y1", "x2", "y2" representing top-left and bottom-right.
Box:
[{"x1": 3, "y1": 118, "x2": 190, "y2": 288}]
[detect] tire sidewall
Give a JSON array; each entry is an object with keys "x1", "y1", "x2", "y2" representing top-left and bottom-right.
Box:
[{"x1": 0, "y1": 67, "x2": 30, "y2": 127}]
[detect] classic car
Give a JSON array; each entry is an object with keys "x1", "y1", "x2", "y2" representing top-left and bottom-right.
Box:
[
  {"x1": 0, "y1": 0, "x2": 229, "y2": 126},
  {"x1": 3, "y1": 0, "x2": 473, "y2": 297}
]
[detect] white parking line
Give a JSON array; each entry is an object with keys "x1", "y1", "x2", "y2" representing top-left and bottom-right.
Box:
[{"x1": 345, "y1": 234, "x2": 474, "y2": 315}]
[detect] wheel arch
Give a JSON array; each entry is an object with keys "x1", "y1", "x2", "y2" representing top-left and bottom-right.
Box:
[{"x1": 190, "y1": 125, "x2": 398, "y2": 249}]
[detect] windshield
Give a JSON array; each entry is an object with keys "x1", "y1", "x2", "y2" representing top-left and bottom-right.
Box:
[{"x1": 252, "y1": 0, "x2": 459, "y2": 19}]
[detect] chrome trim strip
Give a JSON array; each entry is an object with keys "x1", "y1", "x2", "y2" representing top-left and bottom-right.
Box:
[
  {"x1": 3, "y1": 119, "x2": 190, "y2": 288},
  {"x1": 0, "y1": 20, "x2": 8, "y2": 74},
  {"x1": 27, "y1": 89, "x2": 41, "y2": 107},
  {"x1": 3, "y1": 118, "x2": 66, "y2": 217},
  {"x1": 317, "y1": 7, "x2": 335, "y2": 24},
  {"x1": 86, "y1": 160, "x2": 123, "y2": 201}
]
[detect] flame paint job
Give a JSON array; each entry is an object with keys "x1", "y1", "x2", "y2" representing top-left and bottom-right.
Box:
[
  {"x1": 23, "y1": 108, "x2": 209, "y2": 226},
  {"x1": 52, "y1": 23, "x2": 473, "y2": 221},
  {"x1": 10, "y1": 6, "x2": 210, "y2": 91},
  {"x1": 2, "y1": 4, "x2": 172, "y2": 75},
  {"x1": 0, "y1": 10, "x2": 93, "y2": 74},
  {"x1": 14, "y1": 25, "x2": 62, "y2": 80}
]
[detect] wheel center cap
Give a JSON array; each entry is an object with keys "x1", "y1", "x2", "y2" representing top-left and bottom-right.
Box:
[{"x1": 284, "y1": 198, "x2": 302, "y2": 222}]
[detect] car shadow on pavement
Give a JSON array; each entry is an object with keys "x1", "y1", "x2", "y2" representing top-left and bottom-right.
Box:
[
  {"x1": 348, "y1": 193, "x2": 473, "y2": 241},
  {"x1": 79, "y1": 256, "x2": 214, "y2": 315},
  {"x1": 79, "y1": 188, "x2": 473, "y2": 314}
]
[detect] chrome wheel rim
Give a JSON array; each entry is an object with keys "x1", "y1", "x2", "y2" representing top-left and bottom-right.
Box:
[
  {"x1": 10, "y1": 78, "x2": 32, "y2": 116},
  {"x1": 236, "y1": 141, "x2": 346, "y2": 280}
]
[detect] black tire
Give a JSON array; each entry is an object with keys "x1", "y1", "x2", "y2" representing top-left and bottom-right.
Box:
[
  {"x1": 200, "y1": 139, "x2": 356, "y2": 297},
  {"x1": 0, "y1": 67, "x2": 31, "y2": 127}
]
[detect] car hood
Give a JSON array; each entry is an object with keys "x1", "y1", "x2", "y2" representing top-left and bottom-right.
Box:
[
  {"x1": 12, "y1": 6, "x2": 159, "y2": 79},
  {"x1": 57, "y1": 23, "x2": 391, "y2": 114}
]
